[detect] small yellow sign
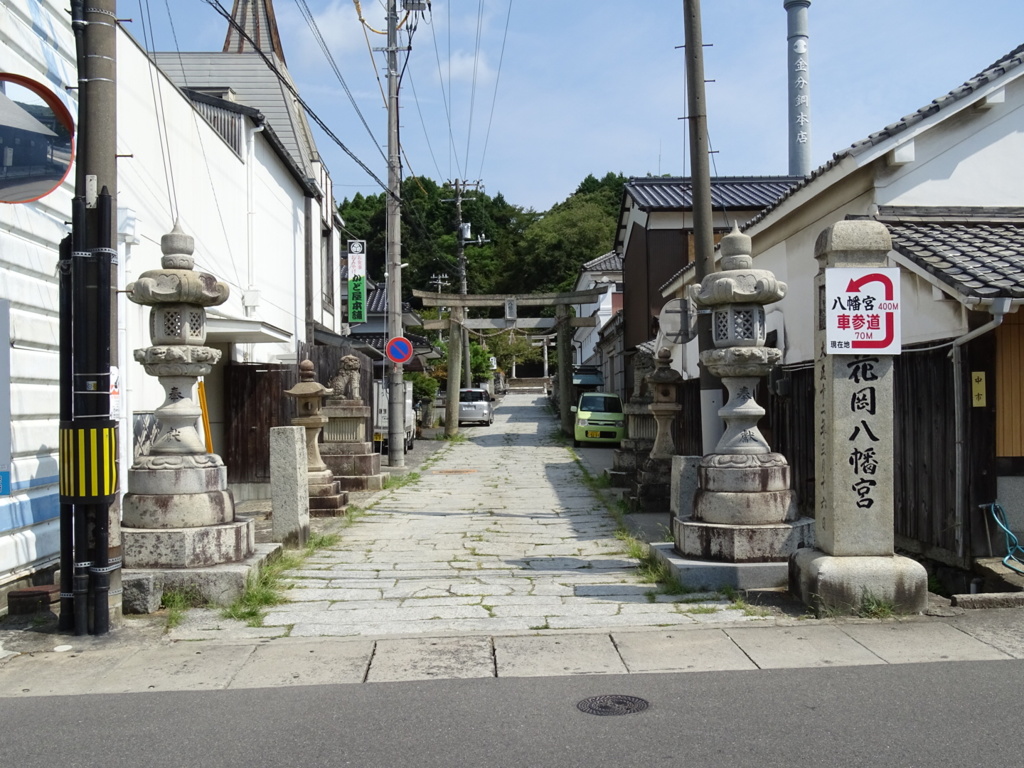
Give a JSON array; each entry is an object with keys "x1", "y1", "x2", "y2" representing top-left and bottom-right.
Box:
[{"x1": 971, "y1": 371, "x2": 987, "y2": 407}]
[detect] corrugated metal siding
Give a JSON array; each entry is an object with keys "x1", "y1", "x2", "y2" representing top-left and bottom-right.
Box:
[{"x1": 0, "y1": 0, "x2": 78, "y2": 585}]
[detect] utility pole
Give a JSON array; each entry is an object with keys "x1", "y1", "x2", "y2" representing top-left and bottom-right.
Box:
[
  {"x1": 683, "y1": 0, "x2": 723, "y2": 454},
  {"x1": 385, "y1": 0, "x2": 405, "y2": 468},
  {"x1": 60, "y1": 0, "x2": 119, "y2": 635},
  {"x1": 445, "y1": 179, "x2": 484, "y2": 387}
]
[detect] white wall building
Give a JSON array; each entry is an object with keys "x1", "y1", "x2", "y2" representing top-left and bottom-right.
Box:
[{"x1": 0, "y1": 1, "x2": 345, "y2": 598}]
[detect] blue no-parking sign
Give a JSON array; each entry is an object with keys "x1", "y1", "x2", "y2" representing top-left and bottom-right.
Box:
[{"x1": 386, "y1": 336, "x2": 414, "y2": 364}]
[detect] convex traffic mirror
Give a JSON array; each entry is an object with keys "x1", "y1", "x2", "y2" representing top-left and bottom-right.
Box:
[{"x1": 0, "y1": 74, "x2": 74, "y2": 204}]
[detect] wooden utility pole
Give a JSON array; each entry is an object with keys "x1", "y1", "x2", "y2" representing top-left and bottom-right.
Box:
[
  {"x1": 683, "y1": 0, "x2": 723, "y2": 453},
  {"x1": 444, "y1": 179, "x2": 481, "y2": 387},
  {"x1": 385, "y1": 0, "x2": 405, "y2": 467}
]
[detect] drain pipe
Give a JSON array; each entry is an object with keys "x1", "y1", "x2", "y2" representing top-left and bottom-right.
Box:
[{"x1": 950, "y1": 296, "x2": 1013, "y2": 560}]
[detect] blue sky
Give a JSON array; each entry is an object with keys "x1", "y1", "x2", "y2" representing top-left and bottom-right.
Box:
[{"x1": 135, "y1": 1, "x2": 1023, "y2": 212}]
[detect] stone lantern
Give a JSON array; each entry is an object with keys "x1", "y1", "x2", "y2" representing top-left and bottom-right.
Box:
[
  {"x1": 673, "y1": 226, "x2": 813, "y2": 572},
  {"x1": 647, "y1": 347, "x2": 682, "y2": 460},
  {"x1": 285, "y1": 361, "x2": 345, "y2": 513},
  {"x1": 285, "y1": 361, "x2": 331, "y2": 482},
  {"x1": 121, "y1": 223, "x2": 259, "y2": 609}
]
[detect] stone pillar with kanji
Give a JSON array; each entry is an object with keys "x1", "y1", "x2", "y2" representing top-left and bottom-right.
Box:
[{"x1": 790, "y1": 220, "x2": 927, "y2": 615}]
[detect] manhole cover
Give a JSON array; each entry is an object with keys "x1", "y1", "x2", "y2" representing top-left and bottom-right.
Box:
[
  {"x1": 434, "y1": 469, "x2": 478, "y2": 474},
  {"x1": 576, "y1": 695, "x2": 650, "y2": 716}
]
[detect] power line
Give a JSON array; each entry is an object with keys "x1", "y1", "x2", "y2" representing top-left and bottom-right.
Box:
[
  {"x1": 294, "y1": 0, "x2": 385, "y2": 163},
  {"x1": 203, "y1": 0, "x2": 394, "y2": 200},
  {"x1": 428, "y1": 5, "x2": 462, "y2": 179},
  {"x1": 463, "y1": 0, "x2": 485, "y2": 173},
  {"x1": 476, "y1": 0, "x2": 513, "y2": 179}
]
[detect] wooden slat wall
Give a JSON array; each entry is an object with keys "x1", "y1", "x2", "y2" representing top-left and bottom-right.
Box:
[
  {"x1": 766, "y1": 368, "x2": 816, "y2": 517},
  {"x1": 224, "y1": 342, "x2": 375, "y2": 484},
  {"x1": 996, "y1": 312, "x2": 1024, "y2": 457},
  {"x1": 892, "y1": 348, "x2": 959, "y2": 554},
  {"x1": 224, "y1": 363, "x2": 293, "y2": 484}
]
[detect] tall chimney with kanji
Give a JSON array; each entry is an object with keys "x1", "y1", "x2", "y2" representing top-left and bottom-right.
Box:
[{"x1": 785, "y1": 0, "x2": 812, "y2": 176}]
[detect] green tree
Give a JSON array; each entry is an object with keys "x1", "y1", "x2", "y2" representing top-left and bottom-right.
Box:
[{"x1": 485, "y1": 329, "x2": 541, "y2": 373}]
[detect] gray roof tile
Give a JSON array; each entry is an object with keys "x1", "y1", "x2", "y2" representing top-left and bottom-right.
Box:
[
  {"x1": 624, "y1": 176, "x2": 802, "y2": 211},
  {"x1": 878, "y1": 209, "x2": 1024, "y2": 301},
  {"x1": 583, "y1": 251, "x2": 623, "y2": 272}
]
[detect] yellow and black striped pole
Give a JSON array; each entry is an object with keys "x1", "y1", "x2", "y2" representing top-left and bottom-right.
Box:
[{"x1": 59, "y1": 421, "x2": 118, "y2": 503}]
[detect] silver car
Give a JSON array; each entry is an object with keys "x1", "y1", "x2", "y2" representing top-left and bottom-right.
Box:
[{"x1": 458, "y1": 388, "x2": 494, "y2": 426}]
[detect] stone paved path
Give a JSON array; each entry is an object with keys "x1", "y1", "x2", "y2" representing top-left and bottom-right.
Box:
[{"x1": 212, "y1": 392, "x2": 762, "y2": 639}]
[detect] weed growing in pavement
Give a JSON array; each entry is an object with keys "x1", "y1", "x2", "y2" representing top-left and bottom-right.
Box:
[
  {"x1": 683, "y1": 605, "x2": 720, "y2": 615},
  {"x1": 857, "y1": 590, "x2": 896, "y2": 619},
  {"x1": 811, "y1": 588, "x2": 897, "y2": 619},
  {"x1": 220, "y1": 532, "x2": 340, "y2": 627},
  {"x1": 441, "y1": 432, "x2": 468, "y2": 443},
  {"x1": 383, "y1": 471, "x2": 421, "y2": 490},
  {"x1": 161, "y1": 586, "x2": 207, "y2": 630}
]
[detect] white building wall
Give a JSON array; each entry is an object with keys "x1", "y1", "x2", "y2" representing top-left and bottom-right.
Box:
[
  {"x1": 0, "y1": 0, "x2": 77, "y2": 587},
  {"x1": 0, "y1": 11, "x2": 314, "y2": 591},
  {"x1": 666, "y1": 82, "x2": 1023, "y2": 380},
  {"x1": 117, "y1": 29, "x2": 305, "y2": 421},
  {"x1": 875, "y1": 76, "x2": 1024, "y2": 208}
]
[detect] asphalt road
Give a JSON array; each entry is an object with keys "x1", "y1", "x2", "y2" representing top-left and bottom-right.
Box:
[{"x1": 3, "y1": 659, "x2": 1022, "y2": 767}]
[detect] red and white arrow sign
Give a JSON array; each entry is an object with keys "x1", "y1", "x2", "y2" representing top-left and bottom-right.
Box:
[{"x1": 825, "y1": 268, "x2": 901, "y2": 355}]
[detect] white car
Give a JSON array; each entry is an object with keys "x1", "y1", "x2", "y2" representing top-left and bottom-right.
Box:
[{"x1": 458, "y1": 388, "x2": 494, "y2": 426}]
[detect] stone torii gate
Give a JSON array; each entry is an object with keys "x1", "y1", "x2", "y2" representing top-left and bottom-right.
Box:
[{"x1": 413, "y1": 288, "x2": 604, "y2": 436}]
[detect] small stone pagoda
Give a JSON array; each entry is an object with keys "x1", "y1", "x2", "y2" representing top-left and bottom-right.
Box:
[
  {"x1": 121, "y1": 224, "x2": 266, "y2": 610},
  {"x1": 674, "y1": 226, "x2": 813, "y2": 574}
]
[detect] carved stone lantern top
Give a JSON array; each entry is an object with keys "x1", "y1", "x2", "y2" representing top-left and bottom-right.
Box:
[
  {"x1": 127, "y1": 222, "x2": 230, "y2": 310},
  {"x1": 285, "y1": 360, "x2": 331, "y2": 420},
  {"x1": 648, "y1": 347, "x2": 682, "y2": 404},
  {"x1": 689, "y1": 226, "x2": 786, "y2": 351}
]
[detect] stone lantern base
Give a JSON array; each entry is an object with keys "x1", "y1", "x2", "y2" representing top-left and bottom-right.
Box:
[
  {"x1": 320, "y1": 399, "x2": 384, "y2": 492},
  {"x1": 669, "y1": 452, "x2": 815, "y2": 588}
]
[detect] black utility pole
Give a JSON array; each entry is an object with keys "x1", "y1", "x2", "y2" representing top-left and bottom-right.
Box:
[{"x1": 59, "y1": 0, "x2": 119, "y2": 635}]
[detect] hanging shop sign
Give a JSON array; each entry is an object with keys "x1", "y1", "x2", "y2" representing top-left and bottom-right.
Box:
[{"x1": 347, "y1": 240, "x2": 367, "y2": 323}]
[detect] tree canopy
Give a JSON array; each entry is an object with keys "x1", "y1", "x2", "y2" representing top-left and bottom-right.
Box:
[{"x1": 338, "y1": 172, "x2": 627, "y2": 301}]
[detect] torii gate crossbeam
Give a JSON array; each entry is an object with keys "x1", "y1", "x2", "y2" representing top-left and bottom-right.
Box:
[{"x1": 412, "y1": 288, "x2": 608, "y2": 435}]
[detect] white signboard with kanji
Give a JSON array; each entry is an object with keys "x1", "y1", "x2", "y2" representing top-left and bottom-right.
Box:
[{"x1": 825, "y1": 268, "x2": 901, "y2": 355}]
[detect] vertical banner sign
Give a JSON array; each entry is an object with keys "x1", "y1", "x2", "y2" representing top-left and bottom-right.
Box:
[
  {"x1": 347, "y1": 240, "x2": 367, "y2": 323},
  {"x1": 825, "y1": 268, "x2": 901, "y2": 355},
  {"x1": 0, "y1": 299, "x2": 10, "y2": 496}
]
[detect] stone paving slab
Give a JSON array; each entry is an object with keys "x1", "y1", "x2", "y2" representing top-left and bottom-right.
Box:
[
  {"x1": 614, "y1": 629, "x2": 759, "y2": 673},
  {"x1": 838, "y1": 621, "x2": 1014, "y2": 663},
  {"x1": 227, "y1": 639, "x2": 373, "y2": 688},
  {"x1": 94, "y1": 643, "x2": 254, "y2": 693},
  {"x1": 724, "y1": 624, "x2": 887, "y2": 668},
  {"x1": 366, "y1": 636, "x2": 496, "y2": 682},
  {"x1": 494, "y1": 634, "x2": 626, "y2": 677}
]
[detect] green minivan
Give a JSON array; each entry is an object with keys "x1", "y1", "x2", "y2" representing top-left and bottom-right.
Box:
[{"x1": 571, "y1": 392, "x2": 625, "y2": 447}]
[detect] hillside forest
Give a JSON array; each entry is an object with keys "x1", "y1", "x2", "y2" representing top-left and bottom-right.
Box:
[{"x1": 338, "y1": 172, "x2": 628, "y2": 300}]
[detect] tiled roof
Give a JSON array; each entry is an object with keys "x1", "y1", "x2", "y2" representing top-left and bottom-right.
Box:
[
  {"x1": 583, "y1": 251, "x2": 623, "y2": 272},
  {"x1": 624, "y1": 177, "x2": 803, "y2": 211},
  {"x1": 848, "y1": 44, "x2": 1024, "y2": 158},
  {"x1": 877, "y1": 208, "x2": 1024, "y2": 302},
  {"x1": 363, "y1": 285, "x2": 412, "y2": 315}
]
